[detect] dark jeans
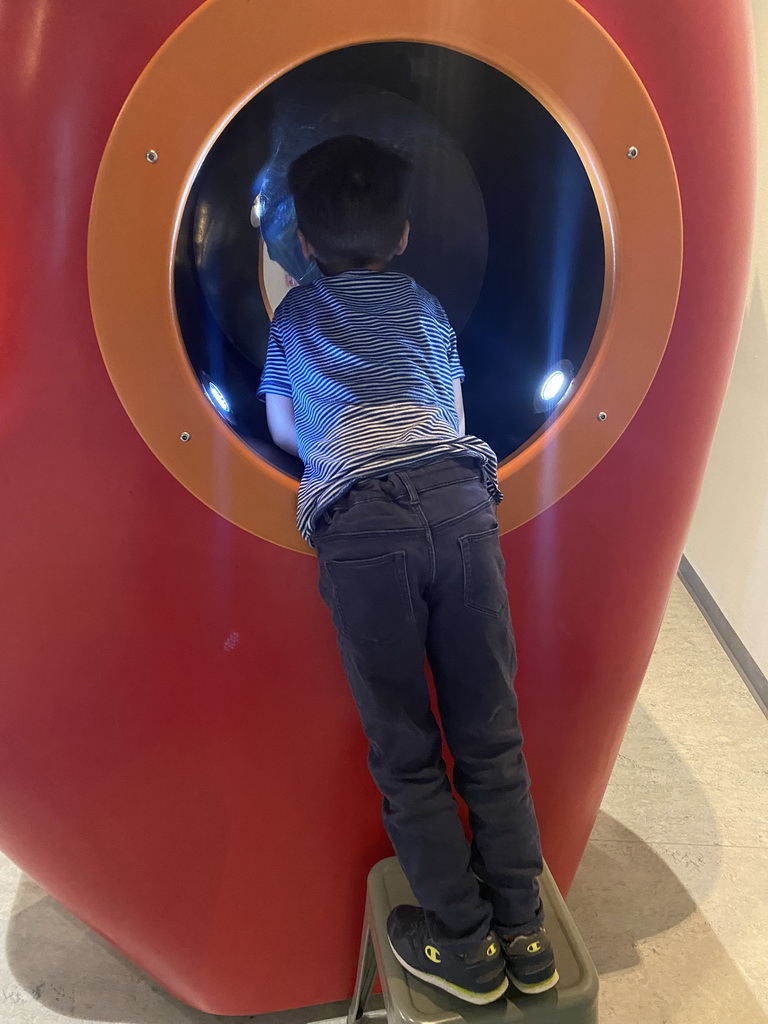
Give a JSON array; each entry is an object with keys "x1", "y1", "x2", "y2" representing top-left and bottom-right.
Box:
[{"x1": 314, "y1": 457, "x2": 544, "y2": 949}]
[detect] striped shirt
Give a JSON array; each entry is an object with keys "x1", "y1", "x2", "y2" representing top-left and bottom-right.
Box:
[{"x1": 258, "y1": 269, "x2": 501, "y2": 543}]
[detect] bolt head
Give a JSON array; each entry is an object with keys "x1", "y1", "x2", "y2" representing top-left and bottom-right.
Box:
[
  {"x1": 180, "y1": 431, "x2": 191, "y2": 442},
  {"x1": 597, "y1": 411, "x2": 608, "y2": 422},
  {"x1": 146, "y1": 150, "x2": 159, "y2": 163},
  {"x1": 627, "y1": 146, "x2": 638, "y2": 159}
]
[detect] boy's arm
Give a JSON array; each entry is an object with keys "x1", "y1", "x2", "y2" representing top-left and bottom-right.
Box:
[
  {"x1": 266, "y1": 394, "x2": 299, "y2": 456},
  {"x1": 433, "y1": 296, "x2": 466, "y2": 436},
  {"x1": 453, "y1": 379, "x2": 466, "y2": 435},
  {"x1": 258, "y1": 311, "x2": 299, "y2": 455}
]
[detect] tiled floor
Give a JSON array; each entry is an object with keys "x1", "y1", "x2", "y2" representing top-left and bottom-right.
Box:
[
  {"x1": 568, "y1": 580, "x2": 768, "y2": 1023},
  {"x1": 1, "y1": 579, "x2": 767, "y2": 1023}
]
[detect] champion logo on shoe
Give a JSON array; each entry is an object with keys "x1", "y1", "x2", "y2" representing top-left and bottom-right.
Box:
[
  {"x1": 389, "y1": 905, "x2": 508, "y2": 1006},
  {"x1": 502, "y1": 928, "x2": 559, "y2": 995}
]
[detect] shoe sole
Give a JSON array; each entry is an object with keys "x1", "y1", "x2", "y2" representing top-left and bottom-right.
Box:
[
  {"x1": 388, "y1": 938, "x2": 509, "y2": 1006},
  {"x1": 509, "y1": 969, "x2": 560, "y2": 995}
]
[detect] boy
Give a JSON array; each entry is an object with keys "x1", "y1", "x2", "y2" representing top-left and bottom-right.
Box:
[{"x1": 259, "y1": 135, "x2": 558, "y2": 1005}]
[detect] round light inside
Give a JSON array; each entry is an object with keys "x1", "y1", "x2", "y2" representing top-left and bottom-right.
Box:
[
  {"x1": 208, "y1": 382, "x2": 231, "y2": 414},
  {"x1": 540, "y1": 369, "x2": 567, "y2": 403}
]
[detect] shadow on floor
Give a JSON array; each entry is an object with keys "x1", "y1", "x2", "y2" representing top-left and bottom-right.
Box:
[
  {"x1": 4, "y1": 874, "x2": 364, "y2": 1023},
  {"x1": 568, "y1": 813, "x2": 699, "y2": 974},
  {"x1": 568, "y1": 814, "x2": 768, "y2": 1023}
]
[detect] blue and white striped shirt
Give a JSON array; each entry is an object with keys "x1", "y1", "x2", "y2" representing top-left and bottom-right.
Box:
[{"x1": 258, "y1": 270, "x2": 501, "y2": 543}]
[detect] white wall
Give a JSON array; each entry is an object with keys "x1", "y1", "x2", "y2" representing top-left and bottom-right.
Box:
[{"x1": 685, "y1": 0, "x2": 768, "y2": 678}]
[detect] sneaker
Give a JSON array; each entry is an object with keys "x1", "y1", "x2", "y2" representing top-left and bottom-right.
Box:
[
  {"x1": 501, "y1": 929, "x2": 559, "y2": 994},
  {"x1": 387, "y1": 905, "x2": 509, "y2": 1005}
]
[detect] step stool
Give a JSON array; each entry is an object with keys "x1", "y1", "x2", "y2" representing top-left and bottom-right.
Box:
[{"x1": 348, "y1": 858, "x2": 598, "y2": 1024}]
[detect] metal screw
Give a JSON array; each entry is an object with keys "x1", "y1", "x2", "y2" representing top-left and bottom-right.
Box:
[
  {"x1": 180, "y1": 431, "x2": 191, "y2": 442},
  {"x1": 627, "y1": 146, "x2": 638, "y2": 159},
  {"x1": 146, "y1": 149, "x2": 159, "y2": 164},
  {"x1": 597, "y1": 411, "x2": 608, "y2": 422}
]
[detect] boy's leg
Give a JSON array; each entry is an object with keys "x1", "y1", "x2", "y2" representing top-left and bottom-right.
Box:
[
  {"x1": 424, "y1": 485, "x2": 544, "y2": 937},
  {"x1": 314, "y1": 478, "x2": 492, "y2": 948}
]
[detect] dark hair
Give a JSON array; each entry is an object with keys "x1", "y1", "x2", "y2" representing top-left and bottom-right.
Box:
[{"x1": 288, "y1": 135, "x2": 410, "y2": 274}]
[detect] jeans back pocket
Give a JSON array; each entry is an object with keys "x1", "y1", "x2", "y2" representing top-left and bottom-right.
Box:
[
  {"x1": 325, "y1": 551, "x2": 414, "y2": 645},
  {"x1": 459, "y1": 525, "x2": 507, "y2": 617}
]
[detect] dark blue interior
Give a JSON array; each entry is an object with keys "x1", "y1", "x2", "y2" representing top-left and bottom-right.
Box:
[{"x1": 175, "y1": 42, "x2": 605, "y2": 477}]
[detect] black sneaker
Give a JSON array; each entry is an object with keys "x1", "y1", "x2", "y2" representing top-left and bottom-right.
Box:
[
  {"x1": 501, "y1": 929, "x2": 559, "y2": 995},
  {"x1": 387, "y1": 905, "x2": 509, "y2": 1005}
]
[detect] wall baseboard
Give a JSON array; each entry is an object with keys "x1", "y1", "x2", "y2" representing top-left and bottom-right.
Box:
[{"x1": 678, "y1": 556, "x2": 768, "y2": 720}]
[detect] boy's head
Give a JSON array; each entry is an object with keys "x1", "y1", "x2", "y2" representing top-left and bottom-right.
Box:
[{"x1": 288, "y1": 135, "x2": 411, "y2": 275}]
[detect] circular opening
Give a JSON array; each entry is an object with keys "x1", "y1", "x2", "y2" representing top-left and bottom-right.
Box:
[{"x1": 174, "y1": 42, "x2": 604, "y2": 479}]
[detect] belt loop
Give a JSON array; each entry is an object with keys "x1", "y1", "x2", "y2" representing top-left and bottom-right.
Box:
[
  {"x1": 381, "y1": 470, "x2": 419, "y2": 505},
  {"x1": 400, "y1": 471, "x2": 419, "y2": 504}
]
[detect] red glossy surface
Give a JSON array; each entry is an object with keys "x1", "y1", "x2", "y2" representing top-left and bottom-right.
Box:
[{"x1": 0, "y1": 0, "x2": 755, "y2": 1014}]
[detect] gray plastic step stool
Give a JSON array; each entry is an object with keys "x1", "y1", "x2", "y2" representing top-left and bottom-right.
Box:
[{"x1": 348, "y1": 858, "x2": 598, "y2": 1024}]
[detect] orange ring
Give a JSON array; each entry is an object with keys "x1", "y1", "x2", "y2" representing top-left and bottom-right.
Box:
[{"x1": 88, "y1": 0, "x2": 682, "y2": 554}]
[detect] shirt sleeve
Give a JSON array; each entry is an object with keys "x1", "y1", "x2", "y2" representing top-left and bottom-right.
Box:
[
  {"x1": 447, "y1": 326, "x2": 465, "y2": 382},
  {"x1": 425, "y1": 288, "x2": 466, "y2": 383},
  {"x1": 434, "y1": 298, "x2": 465, "y2": 382},
  {"x1": 257, "y1": 316, "x2": 293, "y2": 400}
]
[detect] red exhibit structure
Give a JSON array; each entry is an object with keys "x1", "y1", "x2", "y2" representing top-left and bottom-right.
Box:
[{"x1": 0, "y1": 0, "x2": 756, "y2": 1015}]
